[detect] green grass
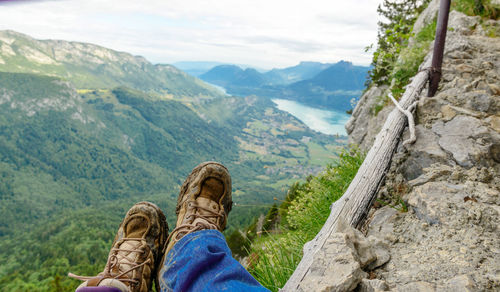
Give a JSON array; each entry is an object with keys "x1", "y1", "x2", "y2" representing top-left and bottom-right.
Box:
[
  {"x1": 370, "y1": 19, "x2": 436, "y2": 115},
  {"x1": 247, "y1": 149, "x2": 365, "y2": 291},
  {"x1": 390, "y1": 20, "x2": 436, "y2": 99},
  {"x1": 452, "y1": 0, "x2": 499, "y2": 20}
]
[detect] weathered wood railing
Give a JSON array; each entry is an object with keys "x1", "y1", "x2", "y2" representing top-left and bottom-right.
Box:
[{"x1": 281, "y1": 56, "x2": 431, "y2": 291}]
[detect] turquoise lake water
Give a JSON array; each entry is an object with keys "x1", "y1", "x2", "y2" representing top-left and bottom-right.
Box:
[{"x1": 272, "y1": 99, "x2": 350, "y2": 136}]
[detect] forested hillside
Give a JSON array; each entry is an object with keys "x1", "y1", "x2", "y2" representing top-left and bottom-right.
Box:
[
  {"x1": 0, "y1": 30, "x2": 221, "y2": 99},
  {"x1": 0, "y1": 32, "x2": 344, "y2": 291}
]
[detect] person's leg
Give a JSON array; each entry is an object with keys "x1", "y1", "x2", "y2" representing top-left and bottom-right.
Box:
[
  {"x1": 158, "y1": 162, "x2": 269, "y2": 292},
  {"x1": 159, "y1": 230, "x2": 268, "y2": 292},
  {"x1": 68, "y1": 202, "x2": 169, "y2": 292}
]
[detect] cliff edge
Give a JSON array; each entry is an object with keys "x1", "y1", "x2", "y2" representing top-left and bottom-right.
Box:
[{"x1": 346, "y1": 9, "x2": 500, "y2": 292}]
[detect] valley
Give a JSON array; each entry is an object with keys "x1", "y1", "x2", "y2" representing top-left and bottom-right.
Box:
[{"x1": 0, "y1": 30, "x2": 345, "y2": 291}]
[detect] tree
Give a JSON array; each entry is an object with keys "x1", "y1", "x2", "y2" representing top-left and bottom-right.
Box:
[{"x1": 368, "y1": 0, "x2": 431, "y2": 85}]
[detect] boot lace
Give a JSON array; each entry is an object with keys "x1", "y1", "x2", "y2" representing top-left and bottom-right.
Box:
[
  {"x1": 68, "y1": 238, "x2": 150, "y2": 286},
  {"x1": 167, "y1": 200, "x2": 224, "y2": 242}
]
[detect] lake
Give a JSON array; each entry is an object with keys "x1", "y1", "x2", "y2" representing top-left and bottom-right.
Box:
[{"x1": 272, "y1": 99, "x2": 350, "y2": 136}]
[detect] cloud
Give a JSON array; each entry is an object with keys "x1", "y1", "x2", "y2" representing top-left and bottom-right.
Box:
[{"x1": 0, "y1": 0, "x2": 383, "y2": 68}]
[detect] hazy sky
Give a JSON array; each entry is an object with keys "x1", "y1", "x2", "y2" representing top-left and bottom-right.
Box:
[{"x1": 0, "y1": 0, "x2": 384, "y2": 69}]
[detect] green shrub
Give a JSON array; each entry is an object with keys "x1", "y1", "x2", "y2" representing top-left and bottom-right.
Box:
[{"x1": 391, "y1": 20, "x2": 436, "y2": 99}]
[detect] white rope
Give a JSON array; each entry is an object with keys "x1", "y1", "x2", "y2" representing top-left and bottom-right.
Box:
[{"x1": 388, "y1": 92, "x2": 418, "y2": 147}]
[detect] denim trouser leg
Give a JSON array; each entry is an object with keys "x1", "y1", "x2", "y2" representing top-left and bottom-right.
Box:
[{"x1": 159, "y1": 229, "x2": 269, "y2": 292}]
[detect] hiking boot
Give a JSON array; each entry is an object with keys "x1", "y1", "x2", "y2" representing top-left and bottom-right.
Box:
[
  {"x1": 163, "y1": 161, "x2": 232, "y2": 256},
  {"x1": 69, "y1": 201, "x2": 168, "y2": 292}
]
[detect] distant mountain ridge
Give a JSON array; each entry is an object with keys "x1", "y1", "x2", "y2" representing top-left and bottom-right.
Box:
[
  {"x1": 200, "y1": 65, "x2": 268, "y2": 88},
  {"x1": 173, "y1": 61, "x2": 227, "y2": 77},
  {"x1": 0, "y1": 30, "x2": 222, "y2": 99},
  {"x1": 264, "y1": 61, "x2": 334, "y2": 85},
  {"x1": 199, "y1": 61, "x2": 370, "y2": 111}
]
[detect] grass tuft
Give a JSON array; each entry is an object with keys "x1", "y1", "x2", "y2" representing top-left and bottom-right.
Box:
[{"x1": 247, "y1": 149, "x2": 364, "y2": 291}]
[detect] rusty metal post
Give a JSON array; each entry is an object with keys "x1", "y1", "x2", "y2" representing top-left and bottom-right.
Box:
[{"x1": 428, "y1": 0, "x2": 451, "y2": 97}]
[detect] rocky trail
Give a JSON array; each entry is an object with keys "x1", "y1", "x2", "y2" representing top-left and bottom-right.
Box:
[
  {"x1": 365, "y1": 11, "x2": 500, "y2": 291},
  {"x1": 305, "y1": 9, "x2": 499, "y2": 292}
]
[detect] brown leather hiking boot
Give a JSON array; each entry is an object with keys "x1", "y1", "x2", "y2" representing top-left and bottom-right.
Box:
[
  {"x1": 69, "y1": 201, "x2": 168, "y2": 292},
  {"x1": 162, "y1": 161, "x2": 232, "y2": 257}
]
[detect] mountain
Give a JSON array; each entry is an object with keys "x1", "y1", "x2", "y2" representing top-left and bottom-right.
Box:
[
  {"x1": 198, "y1": 61, "x2": 370, "y2": 111},
  {"x1": 264, "y1": 61, "x2": 333, "y2": 85},
  {"x1": 173, "y1": 61, "x2": 267, "y2": 77},
  {"x1": 294, "y1": 61, "x2": 368, "y2": 91},
  {"x1": 282, "y1": 61, "x2": 369, "y2": 110},
  {"x1": 173, "y1": 61, "x2": 226, "y2": 77},
  {"x1": 200, "y1": 65, "x2": 268, "y2": 88},
  {"x1": 0, "y1": 30, "x2": 221, "y2": 99},
  {"x1": 0, "y1": 31, "x2": 344, "y2": 291}
]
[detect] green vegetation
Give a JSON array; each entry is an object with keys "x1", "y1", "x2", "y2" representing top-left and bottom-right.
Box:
[
  {"x1": 0, "y1": 30, "x2": 222, "y2": 100},
  {"x1": 368, "y1": 0, "x2": 431, "y2": 87},
  {"x1": 453, "y1": 0, "x2": 500, "y2": 37},
  {"x1": 225, "y1": 150, "x2": 364, "y2": 291},
  {"x1": 367, "y1": 0, "x2": 434, "y2": 115},
  {"x1": 452, "y1": 0, "x2": 499, "y2": 19},
  {"x1": 390, "y1": 20, "x2": 436, "y2": 98},
  {"x1": 368, "y1": 0, "x2": 499, "y2": 115},
  {"x1": 0, "y1": 69, "x2": 342, "y2": 291}
]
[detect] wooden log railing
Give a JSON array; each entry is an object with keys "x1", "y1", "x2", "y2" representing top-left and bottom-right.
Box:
[
  {"x1": 282, "y1": 1, "x2": 452, "y2": 288},
  {"x1": 282, "y1": 55, "x2": 432, "y2": 291}
]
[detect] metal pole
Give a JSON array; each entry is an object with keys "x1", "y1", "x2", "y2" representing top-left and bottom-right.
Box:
[{"x1": 427, "y1": 0, "x2": 451, "y2": 97}]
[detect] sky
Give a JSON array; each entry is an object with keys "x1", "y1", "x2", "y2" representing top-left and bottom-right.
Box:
[{"x1": 0, "y1": 0, "x2": 384, "y2": 69}]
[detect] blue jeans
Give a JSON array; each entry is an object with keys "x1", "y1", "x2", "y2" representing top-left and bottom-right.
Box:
[{"x1": 159, "y1": 229, "x2": 269, "y2": 292}]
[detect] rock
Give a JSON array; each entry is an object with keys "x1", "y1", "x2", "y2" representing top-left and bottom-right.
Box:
[
  {"x1": 445, "y1": 275, "x2": 476, "y2": 292},
  {"x1": 349, "y1": 231, "x2": 377, "y2": 269},
  {"x1": 489, "y1": 143, "x2": 500, "y2": 163},
  {"x1": 485, "y1": 115, "x2": 500, "y2": 133},
  {"x1": 489, "y1": 83, "x2": 500, "y2": 95},
  {"x1": 408, "y1": 164, "x2": 453, "y2": 187},
  {"x1": 367, "y1": 206, "x2": 399, "y2": 241},
  {"x1": 350, "y1": 10, "x2": 500, "y2": 292},
  {"x1": 347, "y1": 85, "x2": 393, "y2": 150},
  {"x1": 407, "y1": 182, "x2": 464, "y2": 225},
  {"x1": 299, "y1": 232, "x2": 368, "y2": 292},
  {"x1": 367, "y1": 236, "x2": 391, "y2": 269},
  {"x1": 346, "y1": 86, "x2": 384, "y2": 144},
  {"x1": 297, "y1": 222, "x2": 391, "y2": 291},
  {"x1": 432, "y1": 116, "x2": 490, "y2": 167},
  {"x1": 466, "y1": 93, "x2": 491, "y2": 112},
  {"x1": 393, "y1": 281, "x2": 435, "y2": 292},
  {"x1": 440, "y1": 104, "x2": 456, "y2": 121},
  {"x1": 444, "y1": 31, "x2": 471, "y2": 56},
  {"x1": 399, "y1": 125, "x2": 449, "y2": 180},
  {"x1": 411, "y1": 0, "x2": 440, "y2": 39},
  {"x1": 358, "y1": 279, "x2": 390, "y2": 292},
  {"x1": 455, "y1": 64, "x2": 474, "y2": 73},
  {"x1": 448, "y1": 11, "x2": 480, "y2": 35}
]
